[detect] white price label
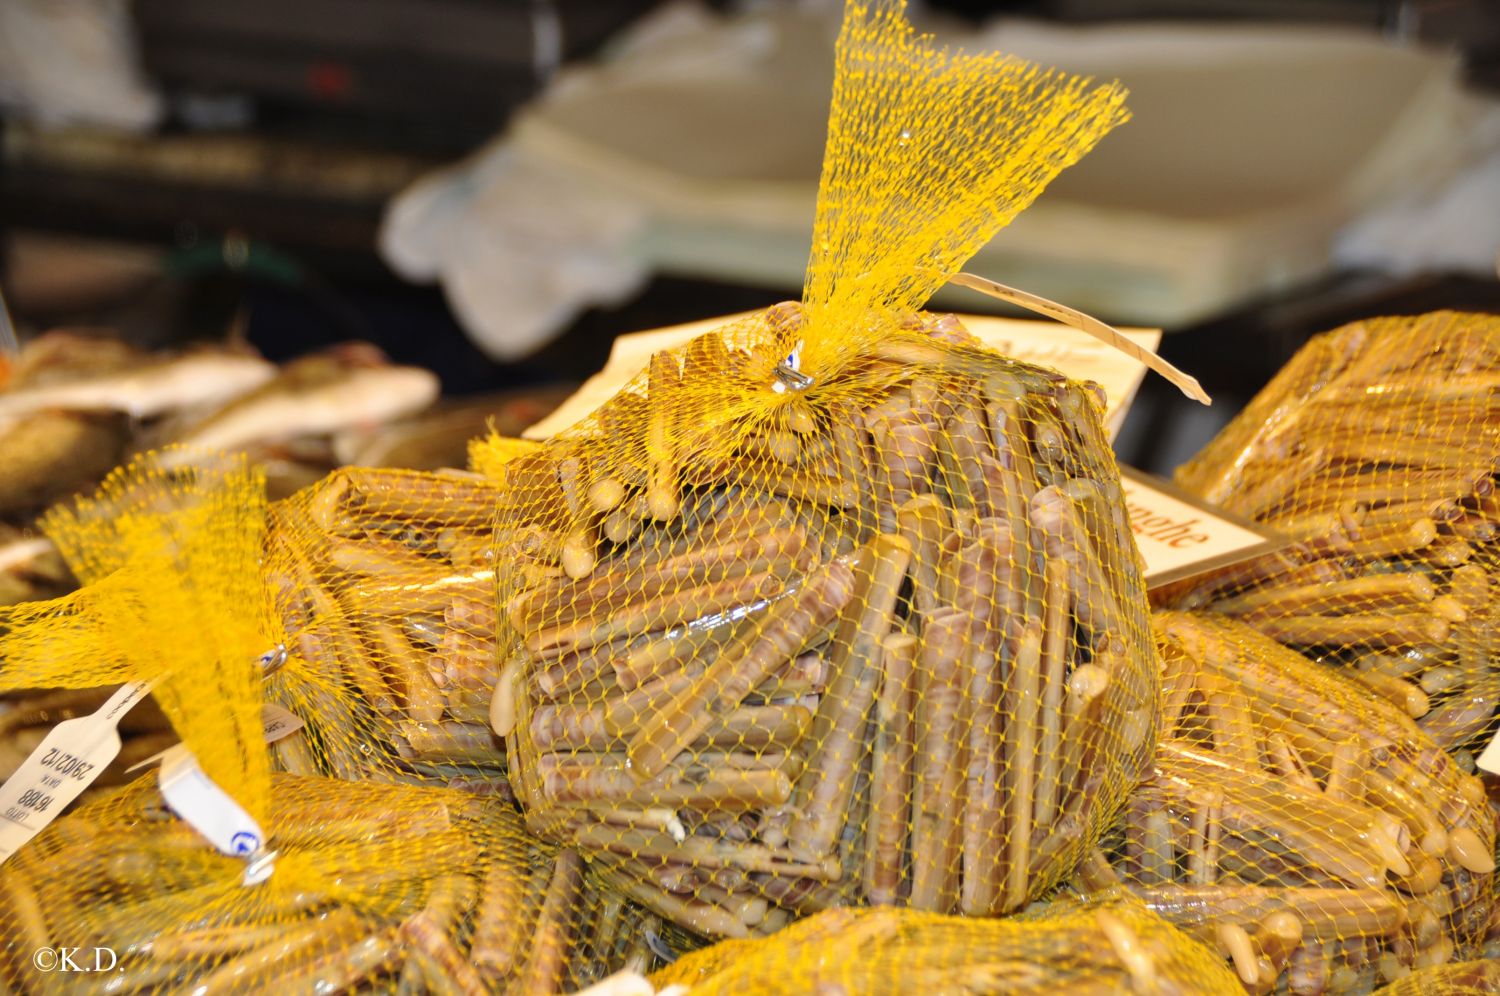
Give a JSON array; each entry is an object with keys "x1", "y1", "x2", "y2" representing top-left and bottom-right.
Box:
[
  {"x1": 1119, "y1": 467, "x2": 1287, "y2": 590},
  {"x1": 1476, "y1": 730, "x2": 1500, "y2": 776},
  {"x1": 0, "y1": 681, "x2": 154, "y2": 864},
  {"x1": 260, "y1": 703, "x2": 305, "y2": 744}
]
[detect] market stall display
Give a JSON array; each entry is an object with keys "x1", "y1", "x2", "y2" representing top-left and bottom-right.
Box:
[
  {"x1": 0, "y1": 332, "x2": 441, "y2": 513},
  {"x1": 8, "y1": 0, "x2": 1493, "y2": 990},
  {"x1": 334, "y1": 386, "x2": 576, "y2": 472},
  {"x1": 1168, "y1": 311, "x2": 1500, "y2": 754},
  {"x1": 1080, "y1": 612, "x2": 1494, "y2": 993},
  {"x1": 0, "y1": 331, "x2": 443, "y2": 609}
]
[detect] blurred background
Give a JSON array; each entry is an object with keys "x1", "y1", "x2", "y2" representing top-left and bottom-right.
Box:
[{"x1": 2, "y1": 0, "x2": 1498, "y2": 476}]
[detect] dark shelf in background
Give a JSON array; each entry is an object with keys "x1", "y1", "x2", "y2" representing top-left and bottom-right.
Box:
[{"x1": 136, "y1": 0, "x2": 663, "y2": 155}]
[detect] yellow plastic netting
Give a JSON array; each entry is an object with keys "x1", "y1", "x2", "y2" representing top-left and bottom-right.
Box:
[
  {"x1": 492, "y1": 307, "x2": 1158, "y2": 936},
  {"x1": 1372, "y1": 958, "x2": 1500, "y2": 995},
  {"x1": 0, "y1": 456, "x2": 640, "y2": 993},
  {"x1": 797, "y1": 0, "x2": 1128, "y2": 372},
  {"x1": 1, "y1": 452, "x2": 273, "y2": 826},
  {"x1": 1169, "y1": 312, "x2": 1500, "y2": 755},
  {"x1": 648, "y1": 896, "x2": 1244, "y2": 994},
  {"x1": 467, "y1": 0, "x2": 1155, "y2": 941},
  {"x1": 1077, "y1": 611, "x2": 1495, "y2": 993},
  {"x1": 470, "y1": 435, "x2": 545, "y2": 483}
]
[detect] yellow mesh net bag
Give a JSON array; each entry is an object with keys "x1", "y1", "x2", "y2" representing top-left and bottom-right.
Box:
[
  {"x1": 1077, "y1": 611, "x2": 1494, "y2": 993},
  {"x1": 0, "y1": 454, "x2": 644, "y2": 993},
  {"x1": 647, "y1": 896, "x2": 1244, "y2": 994},
  {"x1": 474, "y1": 0, "x2": 1158, "y2": 940},
  {"x1": 11, "y1": 451, "x2": 275, "y2": 819},
  {"x1": 262, "y1": 466, "x2": 510, "y2": 792},
  {"x1": 0, "y1": 775, "x2": 632, "y2": 993},
  {"x1": 1371, "y1": 958, "x2": 1500, "y2": 995},
  {"x1": 1168, "y1": 312, "x2": 1500, "y2": 755}
]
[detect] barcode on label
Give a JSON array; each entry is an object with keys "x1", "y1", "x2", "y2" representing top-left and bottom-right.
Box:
[
  {"x1": 0, "y1": 682, "x2": 153, "y2": 864},
  {"x1": 261, "y1": 703, "x2": 305, "y2": 744}
]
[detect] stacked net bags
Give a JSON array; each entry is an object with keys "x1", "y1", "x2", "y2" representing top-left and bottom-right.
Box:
[
  {"x1": 1168, "y1": 311, "x2": 1500, "y2": 756},
  {"x1": 647, "y1": 897, "x2": 1244, "y2": 995},
  {"x1": 0, "y1": 453, "x2": 647, "y2": 993},
  {"x1": 471, "y1": 0, "x2": 1165, "y2": 941},
  {"x1": 1076, "y1": 611, "x2": 1495, "y2": 994}
]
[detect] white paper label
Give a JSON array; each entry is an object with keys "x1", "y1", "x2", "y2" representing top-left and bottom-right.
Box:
[
  {"x1": 1476, "y1": 730, "x2": 1500, "y2": 776},
  {"x1": 1119, "y1": 467, "x2": 1286, "y2": 589},
  {"x1": 524, "y1": 313, "x2": 1161, "y2": 442},
  {"x1": 0, "y1": 681, "x2": 154, "y2": 864},
  {"x1": 157, "y1": 745, "x2": 267, "y2": 872},
  {"x1": 260, "y1": 703, "x2": 305, "y2": 744}
]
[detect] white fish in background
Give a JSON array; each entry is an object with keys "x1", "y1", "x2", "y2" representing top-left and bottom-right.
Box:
[
  {"x1": 0, "y1": 351, "x2": 277, "y2": 421},
  {"x1": 0, "y1": 537, "x2": 54, "y2": 574},
  {"x1": 0, "y1": 526, "x2": 72, "y2": 606},
  {"x1": 165, "y1": 344, "x2": 441, "y2": 457}
]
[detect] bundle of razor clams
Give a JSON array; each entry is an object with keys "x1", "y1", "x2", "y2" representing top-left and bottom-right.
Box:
[
  {"x1": 486, "y1": 305, "x2": 1158, "y2": 937},
  {"x1": 1078, "y1": 613, "x2": 1495, "y2": 994},
  {"x1": 1170, "y1": 312, "x2": 1500, "y2": 754}
]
